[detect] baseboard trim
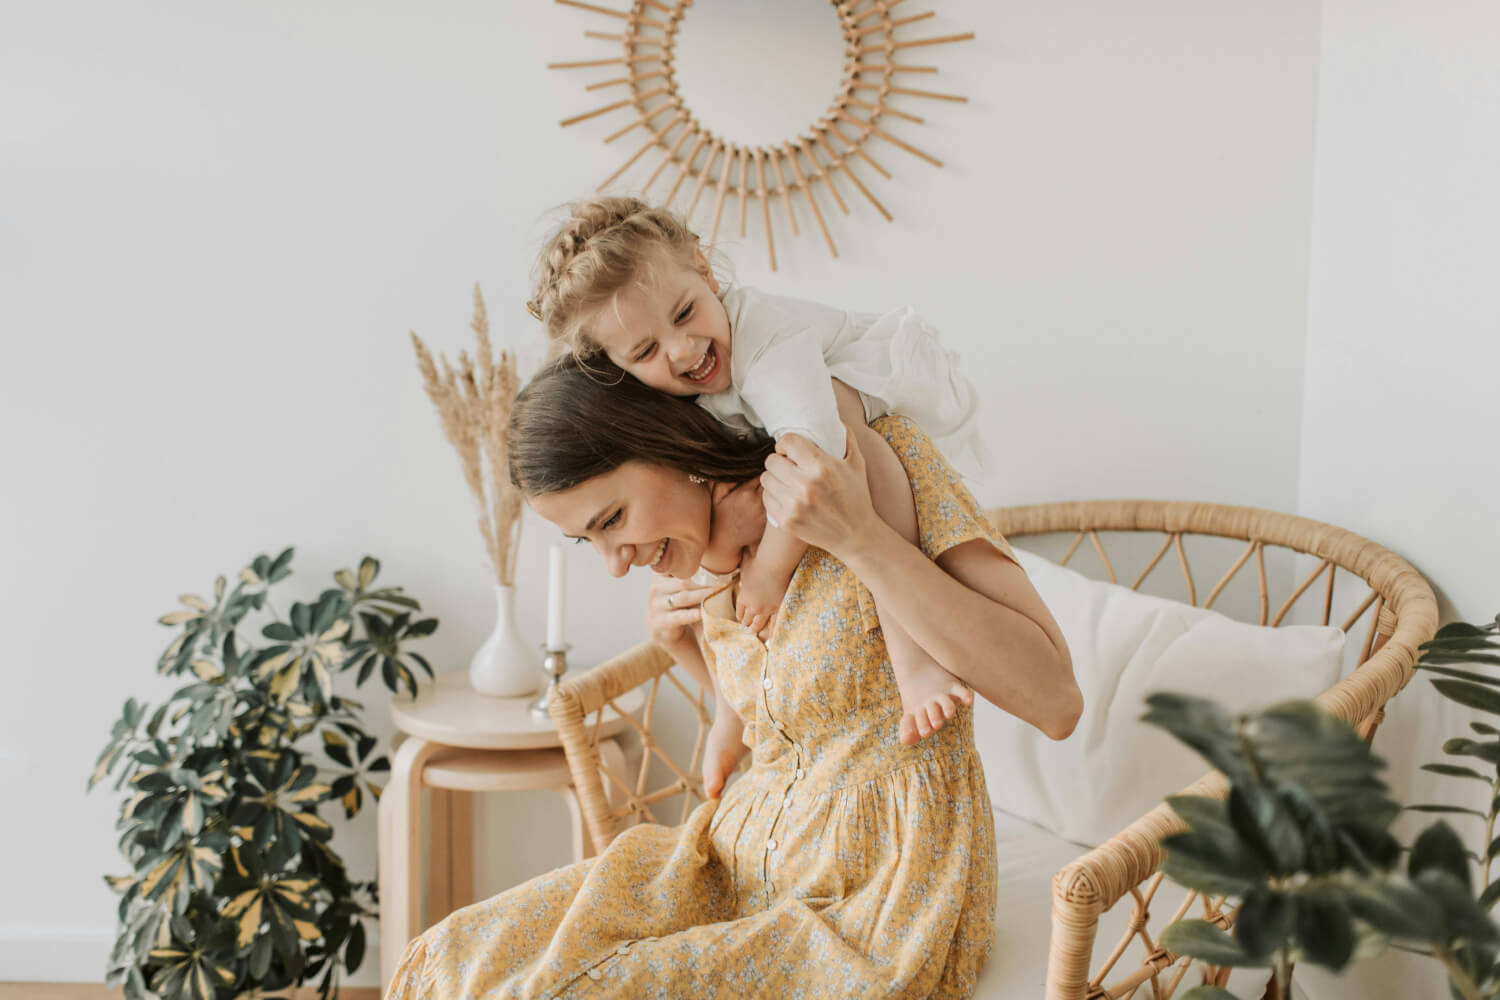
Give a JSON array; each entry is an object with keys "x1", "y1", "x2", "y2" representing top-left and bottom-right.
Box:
[{"x1": 0, "y1": 986, "x2": 380, "y2": 1000}]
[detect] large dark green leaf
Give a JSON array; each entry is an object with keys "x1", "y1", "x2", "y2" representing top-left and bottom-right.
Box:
[
  {"x1": 1344, "y1": 880, "x2": 1444, "y2": 941},
  {"x1": 1234, "y1": 886, "x2": 1293, "y2": 959},
  {"x1": 1179, "y1": 989, "x2": 1242, "y2": 1000},
  {"x1": 1161, "y1": 919, "x2": 1268, "y2": 967},
  {"x1": 1432, "y1": 679, "x2": 1500, "y2": 716},
  {"x1": 1414, "y1": 869, "x2": 1500, "y2": 944},
  {"x1": 1422, "y1": 763, "x2": 1492, "y2": 782},
  {"x1": 1410, "y1": 822, "x2": 1472, "y2": 892},
  {"x1": 1161, "y1": 827, "x2": 1269, "y2": 896},
  {"x1": 1141, "y1": 693, "x2": 1247, "y2": 781},
  {"x1": 1442, "y1": 738, "x2": 1500, "y2": 766},
  {"x1": 1293, "y1": 887, "x2": 1355, "y2": 970},
  {"x1": 1168, "y1": 794, "x2": 1236, "y2": 837},
  {"x1": 1228, "y1": 785, "x2": 1304, "y2": 875}
]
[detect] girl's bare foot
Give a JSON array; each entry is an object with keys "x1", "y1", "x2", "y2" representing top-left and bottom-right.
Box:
[
  {"x1": 893, "y1": 651, "x2": 974, "y2": 746},
  {"x1": 702, "y1": 715, "x2": 749, "y2": 798}
]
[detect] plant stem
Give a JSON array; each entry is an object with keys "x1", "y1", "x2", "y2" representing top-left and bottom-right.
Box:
[
  {"x1": 1437, "y1": 948, "x2": 1485, "y2": 1000},
  {"x1": 1273, "y1": 948, "x2": 1293, "y2": 997},
  {"x1": 1485, "y1": 768, "x2": 1499, "y2": 888}
]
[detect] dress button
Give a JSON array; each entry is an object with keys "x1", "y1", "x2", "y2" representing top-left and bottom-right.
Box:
[
  {"x1": 589, "y1": 968, "x2": 602, "y2": 980},
  {"x1": 762, "y1": 677, "x2": 773, "y2": 690},
  {"x1": 766, "y1": 839, "x2": 777, "y2": 851},
  {"x1": 783, "y1": 795, "x2": 793, "y2": 808},
  {"x1": 795, "y1": 768, "x2": 806, "y2": 779}
]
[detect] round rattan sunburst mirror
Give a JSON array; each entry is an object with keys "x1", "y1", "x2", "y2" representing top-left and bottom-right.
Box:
[{"x1": 549, "y1": 0, "x2": 974, "y2": 270}]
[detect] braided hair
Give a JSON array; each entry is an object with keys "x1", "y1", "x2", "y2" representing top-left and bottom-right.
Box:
[{"x1": 527, "y1": 197, "x2": 707, "y2": 357}]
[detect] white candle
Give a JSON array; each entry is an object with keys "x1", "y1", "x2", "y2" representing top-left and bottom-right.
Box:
[{"x1": 546, "y1": 544, "x2": 566, "y2": 649}]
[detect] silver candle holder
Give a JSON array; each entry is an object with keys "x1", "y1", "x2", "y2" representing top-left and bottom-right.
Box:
[{"x1": 529, "y1": 644, "x2": 572, "y2": 719}]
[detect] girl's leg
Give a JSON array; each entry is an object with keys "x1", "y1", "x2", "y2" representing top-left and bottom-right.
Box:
[{"x1": 833, "y1": 381, "x2": 973, "y2": 745}]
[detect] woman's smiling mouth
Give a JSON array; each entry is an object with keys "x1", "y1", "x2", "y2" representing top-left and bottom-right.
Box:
[{"x1": 648, "y1": 538, "x2": 668, "y2": 570}]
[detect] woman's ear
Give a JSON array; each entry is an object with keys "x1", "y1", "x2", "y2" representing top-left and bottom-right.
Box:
[{"x1": 709, "y1": 480, "x2": 736, "y2": 505}]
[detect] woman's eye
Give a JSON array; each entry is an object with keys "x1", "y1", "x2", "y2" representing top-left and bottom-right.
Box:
[
  {"x1": 601, "y1": 511, "x2": 621, "y2": 531},
  {"x1": 675, "y1": 305, "x2": 693, "y2": 324},
  {"x1": 572, "y1": 536, "x2": 589, "y2": 545}
]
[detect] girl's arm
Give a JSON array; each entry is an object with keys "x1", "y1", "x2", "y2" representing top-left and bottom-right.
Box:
[{"x1": 760, "y1": 433, "x2": 1081, "y2": 740}]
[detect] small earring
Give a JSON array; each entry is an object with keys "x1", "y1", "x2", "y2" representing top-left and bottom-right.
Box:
[{"x1": 688, "y1": 474, "x2": 705, "y2": 485}]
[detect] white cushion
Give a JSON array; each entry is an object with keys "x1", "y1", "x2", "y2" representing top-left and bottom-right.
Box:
[
  {"x1": 976, "y1": 808, "x2": 1311, "y2": 999},
  {"x1": 972, "y1": 547, "x2": 1346, "y2": 848}
]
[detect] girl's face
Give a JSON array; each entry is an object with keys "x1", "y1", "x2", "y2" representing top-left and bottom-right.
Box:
[
  {"x1": 582, "y1": 249, "x2": 734, "y2": 397},
  {"x1": 529, "y1": 461, "x2": 714, "y2": 579}
]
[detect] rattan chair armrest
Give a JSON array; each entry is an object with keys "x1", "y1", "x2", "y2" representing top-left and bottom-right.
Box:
[
  {"x1": 1045, "y1": 770, "x2": 1228, "y2": 999},
  {"x1": 549, "y1": 640, "x2": 675, "y2": 849}
]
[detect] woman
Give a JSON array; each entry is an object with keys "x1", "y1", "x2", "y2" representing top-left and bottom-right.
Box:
[{"x1": 387, "y1": 356, "x2": 1080, "y2": 999}]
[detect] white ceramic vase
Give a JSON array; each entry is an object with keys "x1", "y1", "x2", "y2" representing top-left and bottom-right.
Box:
[{"x1": 468, "y1": 584, "x2": 541, "y2": 697}]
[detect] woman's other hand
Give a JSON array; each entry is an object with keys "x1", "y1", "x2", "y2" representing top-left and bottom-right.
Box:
[
  {"x1": 760, "y1": 432, "x2": 883, "y2": 557},
  {"x1": 645, "y1": 575, "x2": 716, "y2": 651}
]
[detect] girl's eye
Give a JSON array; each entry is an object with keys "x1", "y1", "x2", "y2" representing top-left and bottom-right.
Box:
[{"x1": 634, "y1": 343, "x2": 656, "y2": 362}]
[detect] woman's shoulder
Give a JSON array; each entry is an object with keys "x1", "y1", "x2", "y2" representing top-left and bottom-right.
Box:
[{"x1": 869, "y1": 415, "x2": 1008, "y2": 561}]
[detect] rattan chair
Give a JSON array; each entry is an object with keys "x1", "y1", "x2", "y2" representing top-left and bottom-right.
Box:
[{"x1": 548, "y1": 500, "x2": 1439, "y2": 1000}]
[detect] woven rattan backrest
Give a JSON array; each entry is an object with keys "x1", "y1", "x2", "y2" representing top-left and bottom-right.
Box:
[{"x1": 990, "y1": 500, "x2": 1438, "y2": 1000}]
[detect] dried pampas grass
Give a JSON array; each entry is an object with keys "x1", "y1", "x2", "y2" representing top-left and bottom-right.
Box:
[{"x1": 411, "y1": 286, "x2": 524, "y2": 586}]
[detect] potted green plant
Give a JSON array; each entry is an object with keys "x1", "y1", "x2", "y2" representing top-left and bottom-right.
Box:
[
  {"x1": 90, "y1": 549, "x2": 438, "y2": 1000},
  {"x1": 1144, "y1": 614, "x2": 1500, "y2": 999}
]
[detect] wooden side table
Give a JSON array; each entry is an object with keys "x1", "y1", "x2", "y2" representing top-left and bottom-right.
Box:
[{"x1": 377, "y1": 670, "x2": 643, "y2": 987}]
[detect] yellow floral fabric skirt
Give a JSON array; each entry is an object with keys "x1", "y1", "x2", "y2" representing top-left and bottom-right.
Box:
[{"x1": 387, "y1": 417, "x2": 1005, "y2": 998}]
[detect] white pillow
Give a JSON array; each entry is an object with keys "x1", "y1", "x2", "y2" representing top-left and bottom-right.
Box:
[{"x1": 972, "y1": 547, "x2": 1347, "y2": 847}]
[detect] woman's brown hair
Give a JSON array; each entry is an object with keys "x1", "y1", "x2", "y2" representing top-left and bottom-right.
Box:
[{"x1": 508, "y1": 353, "x2": 774, "y2": 498}]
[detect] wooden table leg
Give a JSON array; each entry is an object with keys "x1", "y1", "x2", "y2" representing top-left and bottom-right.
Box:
[
  {"x1": 447, "y1": 789, "x2": 474, "y2": 912},
  {"x1": 428, "y1": 787, "x2": 453, "y2": 924},
  {"x1": 378, "y1": 735, "x2": 443, "y2": 990}
]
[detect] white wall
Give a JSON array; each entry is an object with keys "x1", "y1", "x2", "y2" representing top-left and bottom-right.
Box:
[
  {"x1": 1295, "y1": 2, "x2": 1500, "y2": 997},
  {"x1": 0, "y1": 0, "x2": 1322, "y2": 984}
]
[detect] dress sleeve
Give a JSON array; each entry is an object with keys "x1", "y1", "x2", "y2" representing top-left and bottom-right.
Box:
[{"x1": 850, "y1": 415, "x2": 1019, "y2": 632}]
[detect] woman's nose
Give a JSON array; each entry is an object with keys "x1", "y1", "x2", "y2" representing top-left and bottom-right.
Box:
[{"x1": 604, "y1": 543, "x2": 632, "y2": 578}]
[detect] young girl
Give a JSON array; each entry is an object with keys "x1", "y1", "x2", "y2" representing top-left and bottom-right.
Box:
[{"x1": 526, "y1": 196, "x2": 988, "y2": 747}]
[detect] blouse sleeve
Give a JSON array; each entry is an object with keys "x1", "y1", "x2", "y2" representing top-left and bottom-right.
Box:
[{"x1": 850, "y1": 415, "x2": 1019, "y2": 632}]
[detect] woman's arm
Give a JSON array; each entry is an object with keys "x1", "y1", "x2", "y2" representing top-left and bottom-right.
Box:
[{"x1": 761, "y1": 433, "x2": 1081, "y2": 740}]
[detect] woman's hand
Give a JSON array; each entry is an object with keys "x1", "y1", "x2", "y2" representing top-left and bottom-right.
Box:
[
  {"x1": 644, "y1": 574, "x2": 718, "y2": 651},
  {"x1": 760, "y1": 432, "x2": 885, "y2": 558}
]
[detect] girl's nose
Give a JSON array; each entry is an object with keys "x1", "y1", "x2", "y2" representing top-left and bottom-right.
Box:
[{"x1": 665, "y1": 330, "x2": 699, "y2": 366}]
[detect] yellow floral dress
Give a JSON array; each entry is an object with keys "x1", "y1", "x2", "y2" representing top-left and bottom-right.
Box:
[{"x1": 388, "y1": 417, "x2": 1012, "y2": 999}]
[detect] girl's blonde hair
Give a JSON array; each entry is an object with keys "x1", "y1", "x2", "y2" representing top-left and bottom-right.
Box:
[{"x1": 527, "y1": 196, "x2": 706, "y2": 358}]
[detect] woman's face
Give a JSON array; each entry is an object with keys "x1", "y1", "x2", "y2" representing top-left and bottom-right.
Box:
[{"x1": 530, "y1": 461, "x2": 713, "y2": 579}]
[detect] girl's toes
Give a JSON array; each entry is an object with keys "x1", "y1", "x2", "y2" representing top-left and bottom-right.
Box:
[
  {"x1": 934, "y1": 693, "x2": 957, "y2": 721},
  {"x1": 899, "y1": 713, "x2": 921, "y2": 745},
  {"x1": 924, "y1": 704, "x2": 947, "y2": 732},
  {"x1": 953, "y1": 684, "x2": 975, "y2": 706}
]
